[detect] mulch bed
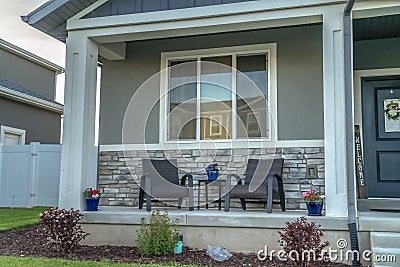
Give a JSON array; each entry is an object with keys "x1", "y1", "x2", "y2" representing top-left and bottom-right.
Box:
[{"x1": 0, "y1": 225, "x2": 349, "y2": 267}]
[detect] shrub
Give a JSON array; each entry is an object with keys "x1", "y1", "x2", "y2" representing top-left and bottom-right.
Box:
[
  {"x1": 136, "y1": 211, "x2": 179, "y2": 256},
  {"x1": 39, "y1": 207, "x2": 89, "y2": 253},
  {"x1": 279, "y1": 216, "x2": 329, "y2": 266}
]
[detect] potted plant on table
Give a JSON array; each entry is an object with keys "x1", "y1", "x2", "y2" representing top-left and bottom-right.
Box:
[
  {"x1": 205, "y1": 162, "x2": 220, "y2": 181},
  {"x1": 302, "y1": 189, "x2": 324, "y2": 216},
  {"x1": 84, "y1": 188, "x2": 101, "y2": 211}
]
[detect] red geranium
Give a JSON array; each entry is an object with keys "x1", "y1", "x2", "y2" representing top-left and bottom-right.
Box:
[{"x1": 84, "y1": 188, "x2": 101, "y2": 199}]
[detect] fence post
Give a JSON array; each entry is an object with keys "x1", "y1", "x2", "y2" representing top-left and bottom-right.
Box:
[{"x1": 28, "y1": 142, "x2": 40, "y2": 208}]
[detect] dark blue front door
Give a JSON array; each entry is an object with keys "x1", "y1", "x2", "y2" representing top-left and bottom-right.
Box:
[{"x1": 362, "y1": 77, "x2": 400, "y2": 198}]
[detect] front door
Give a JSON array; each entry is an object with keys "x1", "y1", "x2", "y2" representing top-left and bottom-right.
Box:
[{"x1": 362, "y1": 77, "x2": 400, "y2": 198}]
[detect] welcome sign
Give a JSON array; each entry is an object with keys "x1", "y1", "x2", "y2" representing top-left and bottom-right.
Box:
[{"x1": 354, "y1": 125, "x2": 367, "y2": 199}]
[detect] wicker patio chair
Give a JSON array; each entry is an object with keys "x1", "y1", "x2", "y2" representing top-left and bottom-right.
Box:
[
  {"x1": 224, "y1": 158, "x2": 285, "y2": 213},
  {"x1": 139, "y1": 159, "x2": 194, "y2": 211}
]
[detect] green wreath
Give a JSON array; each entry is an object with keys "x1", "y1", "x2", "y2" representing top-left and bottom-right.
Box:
[{"x1": 385, "y1": 101, "x2": 400, "y2": 121}]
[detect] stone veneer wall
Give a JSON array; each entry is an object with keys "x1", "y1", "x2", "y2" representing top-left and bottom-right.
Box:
[{"x1": 98, "y1": 147, "x2": 324, "y2": 210}]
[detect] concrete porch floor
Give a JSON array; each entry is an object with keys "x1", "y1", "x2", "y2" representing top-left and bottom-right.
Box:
[{"x1": 81, "y1": 206, "x2": 349, "y2": 229}]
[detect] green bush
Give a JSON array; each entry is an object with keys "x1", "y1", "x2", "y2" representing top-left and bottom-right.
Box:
[{"x1": 136, "y1": 211, "x2": 179, "y2": 256}]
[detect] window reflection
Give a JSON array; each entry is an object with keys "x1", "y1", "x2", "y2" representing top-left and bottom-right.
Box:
[
  {"x1": 166, "y1": 53, "x2": 268, "y2": 141},
  {"x1": 236, "y1": 54, "x2": 268, "y2": 138},
  {"x1": 200, "y1": 56, "x2": 232, "y2": 140},
  {"x1": 168, "y1": 60, "x2": 197, "y2": 140}
]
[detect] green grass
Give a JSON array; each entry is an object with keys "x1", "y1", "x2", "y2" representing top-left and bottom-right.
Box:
[
  {"x1": 0, "y1": 257, "x2": 191, "y2": 267},
  {"x1": 0, "y1": 206, "x2": 48, "y2": 232}
]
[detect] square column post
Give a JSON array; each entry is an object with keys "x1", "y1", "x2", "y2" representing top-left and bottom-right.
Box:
[
  {"x1": 323, "y1": 5, "x2": 348, "y2": 217},
  {"x1": 59, "y1": 34, "x2": 98, "y2": 210}
]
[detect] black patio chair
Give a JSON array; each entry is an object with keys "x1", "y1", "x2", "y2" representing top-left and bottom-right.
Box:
[
  {"x1": 139, "y1": 159, "x2": 194, "y2": 211},
  {"x1": 224, "y1": 158, "x2": 285, "y2": 213}
]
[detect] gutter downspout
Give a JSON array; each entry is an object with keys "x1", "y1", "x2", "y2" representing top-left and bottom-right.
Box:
[{"x1": 344, "y1": 1, "x2": 360, "y2": 267}]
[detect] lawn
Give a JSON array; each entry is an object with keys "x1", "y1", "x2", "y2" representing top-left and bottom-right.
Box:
[
  {"x1": 0, "y1": 257, "x2": 189, "y2": 267},
  {"x1": 0, "y1": 206, "x2": 48, "y2": 232}
]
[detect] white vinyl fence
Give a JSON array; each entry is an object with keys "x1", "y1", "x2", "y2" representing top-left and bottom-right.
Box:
[{"x1": 0, "y1": 142, "x2": 98, "y2": 208}]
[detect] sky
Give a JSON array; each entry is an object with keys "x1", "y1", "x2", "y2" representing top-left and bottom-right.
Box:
[{"x1": 0, "y1": 0, "x2": 66, "y2": 103}]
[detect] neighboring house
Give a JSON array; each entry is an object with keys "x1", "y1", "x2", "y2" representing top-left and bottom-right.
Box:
[
  {"x1": 0, "y1": 39, "x2": 64, "y2": 145},
  {"x1": 23, "y1": 1, "x2": 400, "y2": 260}
]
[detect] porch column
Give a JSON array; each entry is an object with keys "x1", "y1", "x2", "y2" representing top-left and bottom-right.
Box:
[
  {"x1": 59, "y1": 33, "x2": 98, "y2": 210},
  {"x1": 322, "y1": 5, "x2": 348, "y2": 217}
]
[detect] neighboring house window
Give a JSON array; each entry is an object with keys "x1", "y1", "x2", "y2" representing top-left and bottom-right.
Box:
[
  {"x1": 0, "y1": 126, "x2": 26, "y2": 145},
  {"x1": 163, "y1": 44, "x2": 275, "y2": 142}
]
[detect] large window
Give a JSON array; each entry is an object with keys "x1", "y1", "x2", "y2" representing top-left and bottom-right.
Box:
[{"x1": 163, "y1": 44, "x2": 274, "y2": 142}]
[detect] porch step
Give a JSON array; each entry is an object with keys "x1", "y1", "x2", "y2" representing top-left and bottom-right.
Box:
[{"x1": 370, "y1": 232, "x2": 400, "y2": 267}]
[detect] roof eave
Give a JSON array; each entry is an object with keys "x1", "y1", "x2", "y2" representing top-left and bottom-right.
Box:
[
  {"x1": 0, "y1": 85, "x2": 64, "y2": 114},
  {"x1": 22, "y1": 0, "x2": 97, "y2": 44},
  {"x1": 0, "y1": 38, "x2": 64, "y2": 74}
]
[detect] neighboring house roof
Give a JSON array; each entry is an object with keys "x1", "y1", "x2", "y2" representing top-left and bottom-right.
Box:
[
  {"x1": 21, "y1": 0, "x2": 97, "y2": 43},
  {"x1": 0, "y1": 78, "x2": 63, "y2": 114},
  {"x1": 0, "y1": 38, "x2": 64, "y2": 74}
]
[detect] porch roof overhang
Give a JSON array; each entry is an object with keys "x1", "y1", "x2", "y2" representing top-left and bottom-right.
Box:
[
  {"x1": 24, "y1": 0, "x2": 351, "y2": 44},
  {"x1": 23, "y1": 0, "x2": 400, "y2": 47},
  {"x1": 21, "y1": 0, "x2": 98, "y2": 43}
]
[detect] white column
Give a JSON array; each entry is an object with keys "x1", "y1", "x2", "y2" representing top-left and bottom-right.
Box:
[
  {"x1": 323, "y1": 5, "x2": 348, "y2": 217},
  {"x1": 59, "y1": 33, "x2": 98, "y2": 210}
]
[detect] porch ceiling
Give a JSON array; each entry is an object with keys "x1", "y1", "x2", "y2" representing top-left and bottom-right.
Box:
[{"x1": 354, "y1": 14, "x2": 400, "y2": 41}]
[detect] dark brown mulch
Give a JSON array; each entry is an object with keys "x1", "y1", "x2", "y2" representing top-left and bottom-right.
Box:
[{"x1": 0, "y1": 225, "x2": 349, "y2": 267}]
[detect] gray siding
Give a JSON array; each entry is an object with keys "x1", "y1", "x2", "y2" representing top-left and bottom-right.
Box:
[
  {"x1": 0, "y1": 97, "x2": 61, "y2": 144},
  {"x1": 354, "y1": 37, "x2": 400, "y2": 70},
  {"x1": 85, "y1": 0, "x2": 256, "y2": 18},
  {"x1": 0, "y1": 48, "x2": 55, "y2": 99},
  {"x1": 99, "y1": 24, "x2": 324, "y2": 144}
]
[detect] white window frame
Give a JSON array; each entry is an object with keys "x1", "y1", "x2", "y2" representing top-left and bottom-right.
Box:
[
  {"x1": 0, "y1": 125, "x2": 26, "y2": 145},
  {"x1": 209, "y1": 115, "x2": 223, "y2": 137},
  {"x1": 160, "y1": 43, "x2": 278, "y2": 147},
  {"x1": 246, "y1": 111, "x2": 261, "y2": 135}
]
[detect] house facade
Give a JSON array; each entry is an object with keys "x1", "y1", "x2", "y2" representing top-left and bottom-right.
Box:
[
  {"x1": 23, "y1": 0, "x2": 400, "y2": 216},
  {"x1": 0, "y1": 39, "x2": 64, "y2": 145}
]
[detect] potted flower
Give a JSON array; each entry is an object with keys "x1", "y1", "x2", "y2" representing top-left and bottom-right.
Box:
[
  {"x1": 302, "y1": 189, "x2": 324, "y2": 216},
  {"x1": 205, "y1": 162, "x2": 220, "y2": 181},
  {"x1": 84, "y1": 188, "x2": 101, "y2": 211}
]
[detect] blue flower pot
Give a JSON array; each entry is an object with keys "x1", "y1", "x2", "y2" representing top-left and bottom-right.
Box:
[
  {"x1": 207, "y1": 171, "x2": 219, "y2": 181},
  {"x1": 86, "y1": 198, "x2": 99, "y2": 211},
  {"x1": 306, "y1": 201, "x2": 323, "y2": 216}
]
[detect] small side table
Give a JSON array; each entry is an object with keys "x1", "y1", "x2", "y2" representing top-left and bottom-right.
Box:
[{"x1": 197, "y1": 179, "x2": 225, "y2": 210}]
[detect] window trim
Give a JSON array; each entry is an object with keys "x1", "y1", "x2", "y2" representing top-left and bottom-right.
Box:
[
  {"x1": 209, "y1": 115, "x2": 223, "y2": 137},
  {"x1": 160, "y1": 43, "x2": 278, "y2": 146},
  {"x1": 0, "y1": 125, "x2": 26, "y2": 145}
]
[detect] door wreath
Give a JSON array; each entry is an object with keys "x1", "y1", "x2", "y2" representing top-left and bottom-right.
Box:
[{"x1": 384, "y1": 100, "x2": 400, "y2": 120}]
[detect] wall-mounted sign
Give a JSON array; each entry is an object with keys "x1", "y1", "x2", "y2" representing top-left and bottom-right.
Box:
[
  {"x1": 354, "y1": 125, "x2": 367, "y2": 199},
  {"x1": 384, "y1": 99, "x2": 400, "y2": 133}
]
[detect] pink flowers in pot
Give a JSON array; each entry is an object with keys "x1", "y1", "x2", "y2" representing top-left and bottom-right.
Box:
[
  {"x1": 83, "y1": 188, "x2": 101, "y2": 199},
  {"x1": 302, "y1": 190, "x2": 324, "y2": 202}
]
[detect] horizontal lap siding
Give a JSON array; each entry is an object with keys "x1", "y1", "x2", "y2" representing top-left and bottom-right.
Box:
[{"x1": 84, "y1": 0, "x2": 256, "y2": 18}]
